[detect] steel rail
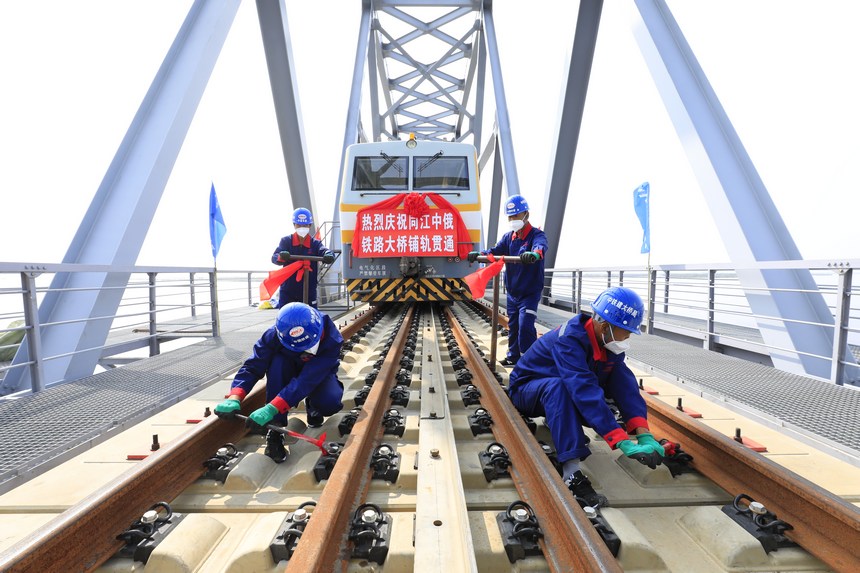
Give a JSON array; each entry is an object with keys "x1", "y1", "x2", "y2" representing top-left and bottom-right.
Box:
[
  {"x1": 287, "y1": 305, "x2": 417, "y2": 571},
  {"x1": 0, "y1": 307, "x2": 381, "y2": 573},
  {"x1": 644, "y1": 393, "x2": 860, "y2": 573},
  {"x1": 443, "y1": 305, "x2": 621, "y2": 572}
]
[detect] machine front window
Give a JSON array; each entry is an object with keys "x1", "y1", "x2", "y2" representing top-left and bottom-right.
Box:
[
  {"x1": 413, "y1": 155, "x2": 470, "y2": 190},
  {"x1": 352, "y1": 155, "x2": 409, "y2": 190}
]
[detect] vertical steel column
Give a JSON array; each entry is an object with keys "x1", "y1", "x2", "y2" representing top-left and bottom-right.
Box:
[
  {"x1": 619, "y1": 270, "x2": 624, "y2": 287},
  {"x1": 486, "y1": 135, "x2": 504, "y2": 246},
  {"x1": 831, "y1": 269, "x2": 853, "y2": 385},
  {"x1": 189, "y1": 273, "x2": 197, "y2": 318},
  {"x1": 704, "y1": 269, "x2": 716, "y2": 351},
  {"x1": 20, "y1": 272, "x2": 44, "y2": 393},
  {"x1": 209, "y1": 272, "x2": 220, "y2": 338},
  {"x1": 148, "y1": 273, "x2": 159, "y2": 357}
]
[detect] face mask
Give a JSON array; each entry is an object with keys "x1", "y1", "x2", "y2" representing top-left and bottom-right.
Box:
[
  {"x1": 509, "y1": 219, "x2": 525, "y2": 232},
  {"x1": 296, "y1": 228, "x2": 310, "y2": 238},
  {"x1": 602, "y1": 326, "x2": 630, "y2": 354}
]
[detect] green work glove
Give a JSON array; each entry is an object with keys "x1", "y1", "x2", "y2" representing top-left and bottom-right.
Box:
[
  {"x1": 467, "y1": 251, "x2": 480, "y2": 263},
  {"x1": 519, "y1": 251, "x2": 539, "y2": 264},
  {"x1": 635, "y1": 432, "x2": 666, "y2": 456},
  {"x1": 617, "y1": 439, "x2": 663, "y2": 469},
  {"x1": 247, "y1": 403, "x2": 279, "y2": 428},
  {"x1": 322, "y1": 252, "x2": 335, "y2": 264},
  {"x1": 214, "y1": 397, "x2": 241, "y2": 418}
]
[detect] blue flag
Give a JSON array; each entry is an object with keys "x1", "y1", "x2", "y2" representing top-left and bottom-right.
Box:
[
  {"x1": 633, "y1": 182, "x2": 650, "y2": 254},
  {"x1": 209, "y1": 183, "x2": 227, "y2": 259}
]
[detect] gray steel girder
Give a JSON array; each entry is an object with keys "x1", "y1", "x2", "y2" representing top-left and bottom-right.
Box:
[
  {"x1": 256, "y1": 0, "x2": 319, "y2": 224},
  {"x1": 541, "y1": 0, "x2": 603, "y2": 272},
  {"x1": 2, "y1": 1, "x2": 240, "y2": 394},
  {"x1": 634, "y1": 0, "x2": 852, "y2": 380}
]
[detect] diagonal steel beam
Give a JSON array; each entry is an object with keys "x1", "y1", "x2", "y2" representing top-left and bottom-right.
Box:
[
  {"x1": 3, "y1": 1, "x2": 240, "y2": 394},
  {"x1": 634, "y1": 0, "x2": 854, "y2": 379}
]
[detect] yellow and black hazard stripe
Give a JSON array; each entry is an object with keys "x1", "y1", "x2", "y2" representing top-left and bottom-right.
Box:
[{"x1": 346, "y1": 278, "x2": 471, "y2": 302}]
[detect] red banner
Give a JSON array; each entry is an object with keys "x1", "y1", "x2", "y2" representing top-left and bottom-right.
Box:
[
  {"x1": 464, "y1": 253, "x2": 506, "y2": 299},
  {"x1": 259, "y1": 260, "x2": 311, "y2": 301},
  {"x1": 351, "y1": 192, "x2": 472, "y2": 259}
]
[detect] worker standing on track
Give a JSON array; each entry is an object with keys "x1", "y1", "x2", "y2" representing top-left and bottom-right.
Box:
[
  {"x1": 271, "y1": 208, "x2": 335, "y2": 309},
  {"x1": 507, "y1": 286, "x2": 665, "y2": 507},
  {"x1": 213, "y1": 302, "x2": 344, "y2": 463},
  {"x1": 467, "y1": 194, "x2": 548, "y2": 367}
]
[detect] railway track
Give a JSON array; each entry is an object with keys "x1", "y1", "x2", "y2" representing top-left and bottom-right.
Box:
[{"x1": 0, "y1": 301, "x2": 858, "y2": 572}]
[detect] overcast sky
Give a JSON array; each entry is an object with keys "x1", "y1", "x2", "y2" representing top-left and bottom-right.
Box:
[{"x1": 2, "y1": 1, "x2": 858, "y2": 271}]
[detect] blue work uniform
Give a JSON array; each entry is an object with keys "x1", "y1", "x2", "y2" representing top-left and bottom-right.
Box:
[
  {"x1": 507, "y1": 314, "x2": 649, "y2": 463},
  {"x1": 229, "y1": 314, "x2": 344, "y2": 425},
  {"x1": 272, "y1": 233, "x2": 333, "y2": 308},
  {"x1": 483, "y1": 223, "x2": 549, "y2": 361}
]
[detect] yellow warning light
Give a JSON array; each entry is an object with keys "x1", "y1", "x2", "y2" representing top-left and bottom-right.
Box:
[{"x1": 406, "y1": 133, "x2": 417, "y2": 149}]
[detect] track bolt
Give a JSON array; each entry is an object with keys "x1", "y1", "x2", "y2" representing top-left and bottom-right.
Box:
[
  {"x1": 150, "y1": 434, "x2": 160, "y2": 451},
  {"x1": 430, "y1": 448, "x2": 440, "y2": 459}
]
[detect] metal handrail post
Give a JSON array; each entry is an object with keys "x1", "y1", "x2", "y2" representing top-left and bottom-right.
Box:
[
  {"x1": 606, "y1": 270, "x2": 612, "y2": 288},
  {"x1": 647, "y1": 268, "x2": 657, "y2": 334},
  {"x1": 489, "y1": 273, "x2": 500, "y2": 371},
  {"x1": 619, "y1": 269, "x2": 624, "y2": 287},
  {"x1": 704, "y1": 269, "x2": 716, "y2": 351},
  {"x1": 830, "y1": 268, "x2": 852, "y2": 385},
  {"x1": 247, "y1": 272, "x2": 253, "y2": 307},
  {"x1": 576, "y1": 270, "x2": 582, "y2": 313},
  {"x1": 148, "y1": 272, "x2": 159, "y2": 357},
  {"x1": 663, "y1": 270, "x2": 670, "y2": 314},
  {"x1": 209, "y1": 271, "x2": 221, "y2": 337},
  {"x1": 189, "y1": 272, "x2": 197, "y2": 318},
  {"x1": 20, "y1": 272, "x2": 45, "y2": 393}
]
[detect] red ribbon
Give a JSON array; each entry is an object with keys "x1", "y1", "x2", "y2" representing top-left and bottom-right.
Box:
[
  {"x1": 464, "y1": 253, "x2": 506, "y2": 300},
  {"x1": 351, "y1": 192, "x2": 473, "y2": 259},
  {"x1": 259, "y1": 260, "x2": 313, "y2": 302}
]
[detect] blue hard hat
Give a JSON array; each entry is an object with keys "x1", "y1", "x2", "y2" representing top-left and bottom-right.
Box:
[
  {"x1": 504, "y1": 195, "x2": 529, "y2": 216},
  {"x1": 293, "y1": 208, "x2": 313, "y2": 226},
  {"x1": 275, "y1": 302, "x2": 323, "y2": 351},
  {"x1": 592, "y1": 287, "x2": 644, "y2": 335}
]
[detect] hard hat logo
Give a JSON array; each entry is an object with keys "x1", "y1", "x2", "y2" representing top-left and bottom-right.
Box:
[
  {"x1": 275, "y1": 302, "x2": 323, "y2": 352},
  {"x1": 592, "y1": 286, "x2": 645, "y2": 334},
  {"x1": 292, "y1": 208, "x2": 313, "y2": 226},
  {"x1": 504, "y1": 195, "x2": 529, "y2": 216}
]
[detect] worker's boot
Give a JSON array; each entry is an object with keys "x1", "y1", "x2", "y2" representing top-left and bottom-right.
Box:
[
  {"x1": 305, "y1": 399, "x2": 324, "y2": 428},
  {"x1": 566, "y1": 470, "x2": 608, "y2": 508},
  {"x1": 264, "y1": 430, "x2": 288, "y2": 463}
]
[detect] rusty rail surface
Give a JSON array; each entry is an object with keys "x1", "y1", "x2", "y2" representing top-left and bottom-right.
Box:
[
  {"x1": 645, "y1": 393, "x2": 860, "y2": 573},
  {"x1": 287, "y1": 305, "x2": 415, "y2": 571},
  {"x1": 0, "y1": 307, "x2": 381, "y2": 573},
  {"x1": 443, "y1": 306, "x2": 621, "y2": 573}
]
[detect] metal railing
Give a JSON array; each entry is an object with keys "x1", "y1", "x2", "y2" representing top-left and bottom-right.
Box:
[
  {"x1": 2, "y1": 259, "x2": 857, "y2": 392},
  {"x1": 0, "y1": 264, "x2": 355, "y2": 395},
  {"x1": 533, "y1": 260, "x2": 859, "y2": 386}
]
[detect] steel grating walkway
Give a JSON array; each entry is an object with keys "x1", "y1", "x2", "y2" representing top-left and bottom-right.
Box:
[{"x1": 0, "y1": 307, "x2": 279, "y2": 495}]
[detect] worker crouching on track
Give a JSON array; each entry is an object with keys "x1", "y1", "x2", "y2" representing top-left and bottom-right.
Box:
[
  {"x1": 507, "y1": 286, "x2": 665, "y2": 507},
  {"x1": 214, "y1": 302, "x2": 344, "y2": 463},
  {"x1": 467, "y1": 194, "x2": 548, "y2": 366},
  {"x1": 271, "y1": 208, "x2": 335, "y2": 309}
]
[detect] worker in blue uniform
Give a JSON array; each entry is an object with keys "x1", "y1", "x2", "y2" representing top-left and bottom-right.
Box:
[
  {"x1": 271, "y1": 208, "x2": 335, "y2": 309},
  {"x1": 507, "y1": 286, "x2": 665, "y2": 507},
  {"x1": 213, "y1": 302, "x2": 344, "y2": 463},
  {"x1": 468, "y1": 195, "x2": 548, "y2": 366}
]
